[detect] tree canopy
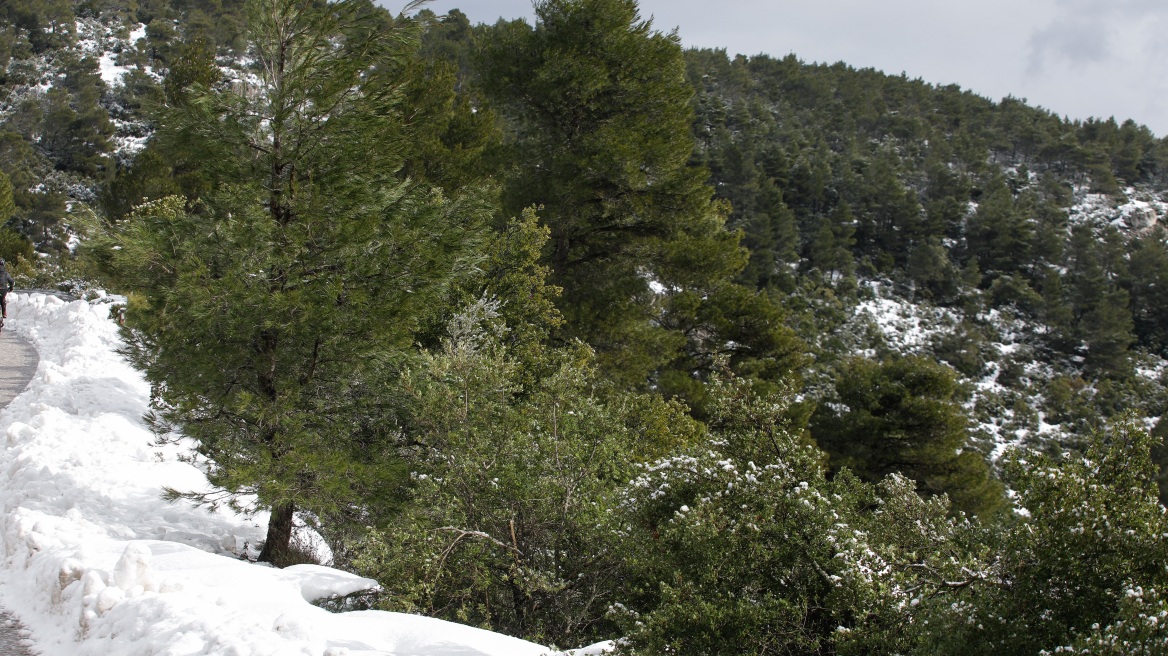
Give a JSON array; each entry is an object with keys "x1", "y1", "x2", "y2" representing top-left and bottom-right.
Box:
[{"x1": 89, "y1": 0, "x2": 491, "y2": 564}]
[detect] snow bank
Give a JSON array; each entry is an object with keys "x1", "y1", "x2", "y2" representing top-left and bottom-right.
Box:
[{"x1": 0, "y1": 293, "x2": 566, "y2": 655}]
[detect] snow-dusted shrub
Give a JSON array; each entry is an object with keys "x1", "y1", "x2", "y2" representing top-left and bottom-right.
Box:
[
  {"x1": 351, "y1": 308, "x2": 701, "y2": 649},
  {"x1": 916, "y1": 416, "x2": 1168, "y2": 655},
  {"x1": 611, "y1": 373, "x2": 984, "y2": 655}
]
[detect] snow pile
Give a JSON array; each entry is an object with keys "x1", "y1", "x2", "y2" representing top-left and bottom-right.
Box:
[{"x1": 0, "y1": 293, "x2": 573, "y2": 656}]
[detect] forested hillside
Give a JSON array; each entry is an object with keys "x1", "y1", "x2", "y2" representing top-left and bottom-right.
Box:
[
  {"x1": 684, "y1": 47, "x2": 1168, "y2": 496},
  {"x1": 3, "y1": 0, "x2": 1168, "y2": 653}
]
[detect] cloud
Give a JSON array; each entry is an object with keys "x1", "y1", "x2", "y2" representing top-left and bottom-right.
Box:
[
  {"x1": 1027, "y1": 18, "x2": 1111, "y2": 74},
  {"x1": 1027, "y1": 0, "x2": 1168, "y2": 74}
]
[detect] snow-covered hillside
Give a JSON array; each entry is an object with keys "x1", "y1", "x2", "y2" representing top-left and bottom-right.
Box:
[{"x1": 0, "y1": 293, "x2": 605, "y2": 656}]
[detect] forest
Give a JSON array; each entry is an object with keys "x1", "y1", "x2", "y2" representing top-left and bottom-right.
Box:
[{"x1": 2, "y1": 0, "x2": 1168, "y2": 653}]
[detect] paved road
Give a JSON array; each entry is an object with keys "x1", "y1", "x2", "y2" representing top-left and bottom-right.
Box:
[
  {"x1": 0, "y1": 324, "x2": 38, "y2": 656},
  {"x1": 0, "y1": 325, "x2": 38, "y2": 408},
  {"x1": 0, "y1": 612, "x2": 31, "y2": 656}
]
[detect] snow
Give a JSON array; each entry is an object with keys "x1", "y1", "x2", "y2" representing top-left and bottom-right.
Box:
[
  {"x1": 851, "y1": 281, "x2": 959, "y2": 355},
  {"x1": 75, "y1": 21, "x2": 149, "y2": 90},
  {"x1": 0, "y1": 293, "x2": 601, "y2": 656},
  {"x1": 1067, "y1": 185, "x2": 1168, "y2": 232}
]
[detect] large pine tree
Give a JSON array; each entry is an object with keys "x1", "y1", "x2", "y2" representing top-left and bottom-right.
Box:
[
  {"x1": 91, "y1": 0, "x2": 490, "y2": 565},
  {"x1": 478, "y1": 0, "x2": 750, "y2": 388}
]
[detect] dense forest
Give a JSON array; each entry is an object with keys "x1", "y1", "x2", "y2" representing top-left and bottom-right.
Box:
[{"x1": 2, "y1": 0, "x2": 1168, "y2": 653}]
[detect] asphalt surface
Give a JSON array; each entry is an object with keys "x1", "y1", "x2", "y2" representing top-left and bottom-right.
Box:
[
  {"x1": 0, "y1": 322, "x2": 37, "y2": 409},
  {"x1": 0, "y1": 320, "x2": 38, "y2": 656},
  {"x1": 0, "y1": 612, "x2": 31, "y2": 656}
]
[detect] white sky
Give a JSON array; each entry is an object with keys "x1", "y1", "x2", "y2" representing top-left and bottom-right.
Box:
[{"x1": 383, "y1": 0, "x2": 1168, "y2": 137}]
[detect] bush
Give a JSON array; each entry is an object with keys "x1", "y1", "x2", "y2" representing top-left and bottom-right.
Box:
[
  {"x1": 917, "y1": 417, "x2": 1168, "y2": 654},
  {"x1": 613, "y1": 373, "x2": 984, "y2": 655},
  {"x1": 350, "y1": 301, "x2": 701, "y2": 648}
]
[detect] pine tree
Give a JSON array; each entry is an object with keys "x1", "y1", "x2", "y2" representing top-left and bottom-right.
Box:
[
  {"x1": 965, "y1": 175, "x2": 1033, "y2": 279},
  {"x1": 38, "y1": 56, "x2": 115, "y2": 178},
  {"x1": 906, "y1": 236, "x2": 961, "y2": 302},
  {"x1": 1127, "y1": 228, "x2": 1168, "y2": 357},
  {"x1": 0, "y1": 171, "x2": 14, "y2": 226},
  {"x1": 89, "y1": 0, "x2": 490, "y2": 565},
  {"x1": 1067, "y1": 224, "x2": 1134, "y2": 377},
  {"x1": 0, "y1": 170, "x2": 33, "y2": 266},
  {"x1": 812, "y1": 356, "x2": 1004, "y2": 517},
  {"x1": 162, "y1": 36, "x2": 220, "y2": 105},
  {"x1": 478, "y1": 0, "x2": 746, "y2": 387}
]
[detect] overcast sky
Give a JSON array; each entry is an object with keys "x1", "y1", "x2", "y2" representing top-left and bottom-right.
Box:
[{"x1": 380, "y1": 0, "x2": 1168, "y2": 137}]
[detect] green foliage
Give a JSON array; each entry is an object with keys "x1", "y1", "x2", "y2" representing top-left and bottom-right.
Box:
[
  {"x1": 812, "y1": 356, "x2": 1005, "y2": 517},
  {"x1": 613, "y1": 372, "x2": 986, "y2": 655},
  {"x1": 966, "y1": 176, "x2": 1034, "y2": 279},
  {"x1": 99, "y1": 145, "x2": 185, "y2": 222},
  {"x1": 657, "y1": 282, "x2": 808, "y2": 418},
  {"x1": 469, "y1": 208, "x2": 564, "y2": 383},
  {"x1": 394, "y1": 9, "x2": 500, "y2": 195},
  {"x1": 19, "y1": 189, "x2": 69, "y2": 252},
  {"x1": 0, "y1": 171, "x2": 14, "y2": 226},
  {"x1": 38, "y1": 59, "x2": 115, "y2": 177},
  {"x1": 352, "y1": 303, "x2": 701, "y2": 647},
  {"x1": 9, "y1": 5, "x2": 1168, "y2": 651},
  {"x1": 1149, "y1": 416, "x2": 1168, "y2": 508},
  {"x1": 917, "y1": 419, "x2": 1168, "y2": 655},
  {"x1": 87, "y1": 0, "x2": 491, "y2": 565},
  {"x1": 907, "y1": 237, "x2": 961, "y2": 302},
  {"x1": 162, "y1": 37, "x2": 221, "y2": 105},
  {"x1": 0, "y1": 226, "x2": 34, "y2": 266},
  {"x1": 930, "y1": 319, "x2": 989, "y2": 377},
  {"x1": 1065, "y1": 224, "x2": 1135, "y2": 377},
  {"x1": 1129, "y1": 229, "x2": 1168, "y2": 357},
  {"x1": 478, "y1": 0, "x2": 749, "y2": 388}
]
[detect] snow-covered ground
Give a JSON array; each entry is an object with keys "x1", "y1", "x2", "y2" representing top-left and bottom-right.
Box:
[
  {"x1": 0, "y1": 293, "x2": 604, "y2": 656},
  {"x1": 845, "y1": 282, "x2": 1059, "y2": 458},
  {"x1": 1068, "y1": 185, "x2": 1168, "y2": 232}
]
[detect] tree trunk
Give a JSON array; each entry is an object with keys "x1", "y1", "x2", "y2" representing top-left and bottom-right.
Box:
[{"x1": 258, "y1": 500, "x2": 295, "y2": 566}]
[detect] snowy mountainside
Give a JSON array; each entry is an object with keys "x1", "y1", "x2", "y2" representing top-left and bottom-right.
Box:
[
  {"x1": 1069, "y1": 185, "x2": 1168, "y2": 232},
  {"x1": 837, "y1": 238, "x2": 1168, "y2": 467},
  {"x1": 1, "y1": 16, "x2": 157, "y2": 156},
  {"x1": 0, "y1": 293, "x2": 594, "y2": 656},
  {"x1": 76, "y1": 19, "x2": 155, "y2": 156}
]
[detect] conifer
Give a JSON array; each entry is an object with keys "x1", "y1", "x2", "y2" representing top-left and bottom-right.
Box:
[
  {"x1": 90, "y1": 0, "x2": 490, "y2": 565},
  {"x1": 478, "y1": 0, "x2": 748, "y2": 387}
]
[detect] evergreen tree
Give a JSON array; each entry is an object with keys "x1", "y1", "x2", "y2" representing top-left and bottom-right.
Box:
[
  {"x1": 0, "y1": 225, "x2": 34, "y2": 268},
  {"x1": 22, "y1": 189, "x2": 68, "y2": 252},
  {"x1": 478, "y1": 0, "x2": 747, "y2": 387},
  {"x1": 1127, "y1": 229, "x2": 1168, "y2": 356},
  {"x1": 965, "y1": 175, "x2": 1032, "y2": 279},
  {"x1": 38, "y1": 57, "x2": 115, "y2": 178},
  {"x1": 811, "y1": 356, "x2": 1004, "y2": 517},
  {"x1": 852, "y1": 151, "x2": 923, "y2": 266},
  {"x1": 162, "y1": 36, "x2": 221, "y2": 105},
  {"x1": 0, "y1": 171, "x2": 14, "y2": 227},
  {"x1": 1067, "y1": 224, "x2": 1134, "y2": 377},
  {"x1": 89, "y1": 0, "x2": 490, "y2": 565},
  {"x1": 804, "y1": 202, "x2": 856, "y2": 284},
  {"x1": 907, "y1": 236, "x2": 961, "y2": 302},
  {"x1": 615, "y1": 372, "x2": 984, "y2": 655},
  {"x1": 353, "y1": 301, "x2": 699, "y2": 647}
]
